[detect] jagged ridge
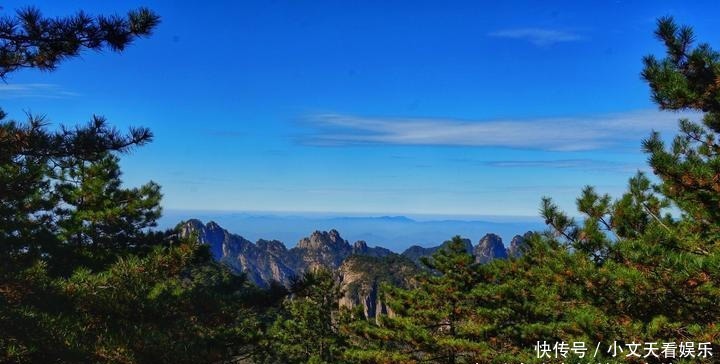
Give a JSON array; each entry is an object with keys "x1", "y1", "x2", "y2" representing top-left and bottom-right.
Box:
[{"x1": 178, "y1": 219, "x2": 532, "y2": 318}]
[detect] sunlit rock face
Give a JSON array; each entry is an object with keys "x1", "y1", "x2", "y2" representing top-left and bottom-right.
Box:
[
  {"x1": 179, "y1": 219, "x2": 525, "y2": 317},
  {"x1": 337, "y1": 254, "x2": 418, "y2": 322},
  {"x1": 179, "y1": 220, "x2": 295, "y2": 287},
  {"x1": 293, "y1": 229, "x2": 353, "y2": 272},
  {"x1": 474, "y1": 233, "x2": 507, "y2": 264}
]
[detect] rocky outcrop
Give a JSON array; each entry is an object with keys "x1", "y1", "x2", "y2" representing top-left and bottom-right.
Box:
[
  {"x1": 179, "y1": 219, "x2": 530, "y2": 318},
  {"x1": 474, "y1": 233, "x2": 507, "y2": 264},
  {"x1": 179, "y1": 219, "x2": 227, "y2": 260},
  {"x1": 352, "y1": 240, "x2": 393, "y2": 258},
  {"x1": 178, "y1": 219, "x2": 295, "y2": 287},
  {"x1": 293, "y1": 229, "x2": 353, "y2": 271},
  {"x1": 179, "y1": 221, "x2": 393, "y2": 288},
  {"x1": 507, "y1": 231, "x2": 533, "y2": 258},
  {"x1": 338, "y1": 263, "x2": 386, "y2": 320},
  {"x1": 338, "y1": 254, "x2": 418, "y2": 321}
]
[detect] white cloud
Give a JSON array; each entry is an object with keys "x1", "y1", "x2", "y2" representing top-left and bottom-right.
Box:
[
  {"x1": 488, "y1": 28, "x2": 583, "y2": 46},
  {"x1": 481, "y1": 159, "x2": 646, "y2": 173},
  {"x1": 303, "y1": 110, "x2": 700, "y2": 151},
  {"x1": 0, "y1": 83, "x2": 79, "y2": 98}
]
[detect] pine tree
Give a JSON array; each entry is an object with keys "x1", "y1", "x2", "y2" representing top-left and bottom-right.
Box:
[
  {"x1": 0, "y1": 6, "x2": 160, "y2": 274},
  {"x1": 0, "y1": 6, "x2": 266, "y2": 363},
  {"x1": 347, "y1": 237, "x2": 486, "y2": 364},
  {"x1": 641, "y1": 16, "x2": 720, "y2": 242},
  {"x1": 0, "y1": 6, "x2": 159, "y2": 78},
  {"x1": 63, "y1": 240, "x2": 266, "y2": 363},
  {"x1": 0, "y1": 6, "x2": 279, "y2": 363},
  {"x1": 258, "y1": 269, "x2": 349, "y2": 364},
  {"x1": 53, "y1": 152, "x2": 162, "y2": 273},
  {"x1": 0, "y1": 115, "x2": 154, "y2": 273}
]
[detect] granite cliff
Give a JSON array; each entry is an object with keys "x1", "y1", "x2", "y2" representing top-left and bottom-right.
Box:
[{"x1": 178, "y1": 219, "x2": 532, "y2": 317}]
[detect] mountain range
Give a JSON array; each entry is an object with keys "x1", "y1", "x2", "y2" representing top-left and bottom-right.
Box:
[
  {"x1": 178, "y1": 219, "x2": 532, "y2": 319},
  {"x1": 162, "y1": 210, "x2": 544, "y2": 252}
]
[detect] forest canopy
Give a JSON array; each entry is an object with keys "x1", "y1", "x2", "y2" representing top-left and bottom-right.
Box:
[{"x1": 0, "y1": 5, "x2": 718, "y2": 364}]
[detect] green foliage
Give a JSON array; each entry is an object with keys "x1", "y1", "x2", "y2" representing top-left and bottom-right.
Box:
[
  {"x1": 0, "y1": 5, "x2": 160, "y2": 273},
  {"x1": 65, "y1": 241, "x2": 264, "y2": 363},
  {"x1": 0, "y1": 5, "x2": 269, "y2": 364},
  {"x1": 258, "y1": 269, "x2": 349, "y2": 364},
  {"x1": 54, "y1": 153, "x2": 163, "y2": 273},
  {"x1": 3, "y1": 8, "x2": 720, "y2": 364},
  {"x1": 0, "y1": 107, "x2": 155, "y2": 275},
  {"x1": 642, "y1": 16, "x2": 720, "y2": 240},
  {"x1": 1, "y1": 241, "x2": 264, "y2": 363},
  {"x1": 0, "y1": 6, "x2": 159, "y2": 77},
  {"x1": 343, "y1": 254, "x2": 419, "y2": 292},
  {"x1": 346, "y1": 237, "x2": 487, "y2": 363}
]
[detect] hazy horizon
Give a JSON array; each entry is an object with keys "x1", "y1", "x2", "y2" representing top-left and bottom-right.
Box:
[{"x1": 159, "y1": 209, "x2": 546, "y2": 252}]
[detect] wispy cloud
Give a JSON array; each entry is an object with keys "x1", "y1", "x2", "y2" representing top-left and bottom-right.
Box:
[
  {"x1": 0, "y1": 83, "x2": 79, "y2": 98},
  {"x1": 481, "y1": 159, "x2": 644, "y2": 173},
  {"x1": 488, "y1": 28, "x2": 583, "y2": 46},
  {"x1": 302, "y1": 110, "x2": 699, "y2": 152}
]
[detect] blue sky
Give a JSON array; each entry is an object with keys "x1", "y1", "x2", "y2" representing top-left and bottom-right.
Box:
[{"x1": 2, "y1": 1, "x2": 718, "y2": 217}]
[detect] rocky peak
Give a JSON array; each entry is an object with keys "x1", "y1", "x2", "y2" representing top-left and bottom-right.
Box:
[
  {"x1": 352, "y1": 240, "x2": 393, "y2": 258},
  {"x1": 178, "y1": 219, "x2": 532, "y2": 318},
  {"x1": 205, "y1": 220, "x2": 221, "y2": 230},
  {"x1": 474, "y1": 233, "x2": 507, "y2": 264},
  {"x1": 328, "y1": 228, "x2": 341, "y2": 239},
  {"x1": 292, "y1": 229, "x2": 353, "y2": 271},
  {"x1": 353, "y1": 240, "x2": 368, "y2": 251},
  {"x1": 178, "y1": 219, "x2": 229, "y2": 260},
  {"x1": 178, "y1": 220, "x2": 294, "y2": 287},
  {"x1": 507, "y1": 231, "x2": 532, "y2": 258},
  {"x1": 257, "y1": 239, "x2": 288, "y2": 256},
  {"x1": 297, "y1": 229, "x2": 350, "y2": 251},
  {"x1": 181, "y1": 218, "x2": 204, "y2": 230}
]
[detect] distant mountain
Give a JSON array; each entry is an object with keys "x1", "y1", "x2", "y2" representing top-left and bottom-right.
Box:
[
  {"x1": 161, "y1": 210, "x2": 544, "y2": 252},
  {"x1": 179, "y1": 220, "x2": 380, "y2": 287},
  {"x1": 179, "y1": 219, "x2": 297, "y2": 285},
  {"x1": 474, "y1": 233, "x2": 507, "y2": 264},
  {"x1": 177, "y1": 219, "x2": 533, "y2": 318}
]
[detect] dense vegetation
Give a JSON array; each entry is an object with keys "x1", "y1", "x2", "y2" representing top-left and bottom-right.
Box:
[{"x1": 0, "y1": 5, "x2": 717, "y2": 364}]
